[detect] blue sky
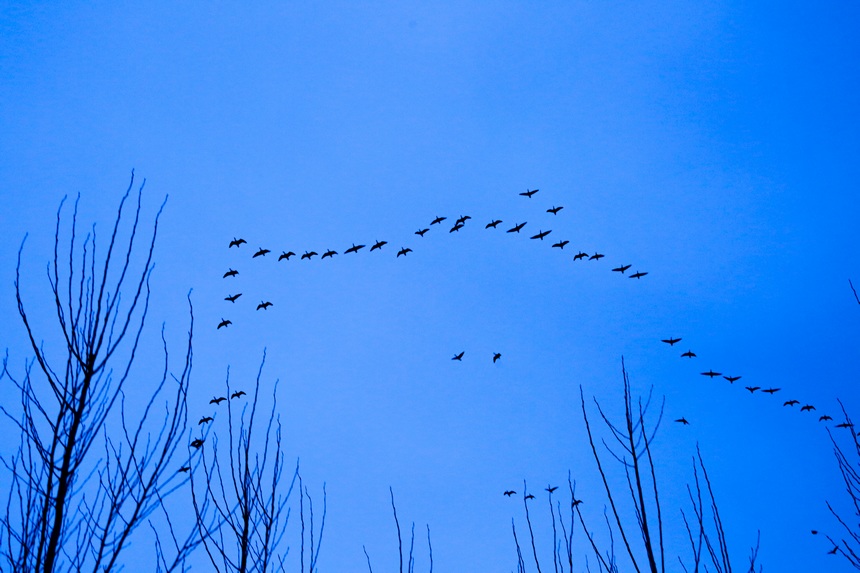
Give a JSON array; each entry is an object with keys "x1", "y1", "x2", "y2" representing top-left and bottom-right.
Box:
[{"x1": 1, "y1": 2, "x2": 859, "y2": 571}]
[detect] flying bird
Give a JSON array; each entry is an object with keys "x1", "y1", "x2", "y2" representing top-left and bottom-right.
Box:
[
  {"x1": 257, "y1": 301, "x2": 273, "y2": 310},
  {"x1": 784, "y1": 400, "x2": 799, "y2": 407},
  {"x1": 545, "y1": 485, "x2": 558, "y2": 493},
  {"x1": 547, "y1": 206, "x2": 563, "y2": 215},
  {"x1": 801, "y1": 404, "x2": 816, "y2": 412},
  {"x1": 520, "y1": 188, "x2": 539, "y2": 198},
  {"x1": 589, "y1": 253, "x2": 604, "y2": 261},
  {"x1": 278, "y1": 251, "x2": 296, "y2": 261},
  {"x1": 552, "y1": 240, "x2": 569, "y2": 249},
  {"x1": 217, "y1": 319, "x2": 232, "y2": 329},
  {"x1": 178, "y1": 466, "x2": 191, "y2": 473},
  {"x1": 493, "y1": 352, "x2": 502, "y2": 363},
  {"x1": 681, "y1": 350, "x2": 697, "y2": 358},
  {"x1": 745, "y1": 386, "x2": 761, "y2": 393},
  {"x1": 455, "y1": 215, "x2": 471, "y2": 225},
  {"x1": 524, "y1": 494, "x2": 535, "y2": 500},
  {"x1": 762, "y1": 387, "x2": 780, "y2": 394},
  {"x1": 573, "y1": 252, "x2": 588, "y2": 261},
  {"x1": 198, "y1": 416, "x2": 213, "y2": 425},
  {"x1": 503, "y1": 490, "x2": 516, "y2": 497},
  {"x1": 345, "y1": 243, "x2": 366, "y2": 254},
  {"x1": 223, "y1": 269, "x2": 239, "y2": 278},
  {"x1": 449, "y1": 223, "x2": 464, "y2": 233},
  {"x1": 612, "y1": 264, "x2": 632, "y2": 273},
  {"x1": 415, "y1": 228, "x2": 429, "y2": 237},
  {"x1": 836, "y1": 422, "x2": 854, "y2": 429},
  {"x1": 252, "y1": 248, "x2": 270, "y2": 258},
  {"x1": 452, "y1": 351, "x2": 464, "y2": 361},
  {"x1": 225, "y1": 293, "x2": 242, "y2": 303},
  {"x1": 701, "y1": 370, "x2": 721, "y2": 378},
  {"x1": 301, "y1": 251, "x2": 318, "y2": 260},
  {"x1": 486, "y1": 220, "x2": 503, "y2": 229},
  {"x1": 820, "y1": 415, "x2": 833, "y2": 422},
  {"x1": 724, "y1": 375, "x2": 742, "y2": 383},
  {"x1": 661, "y1": 337, "x2": 682, "y2": 346},
  {"x1": 370, "y1": 240, "x2": 387, "y2": 252},
  {"x1": 229, "y1": 238, "x2": 247, "y2": 248},
  {"x1": 190, "y1": 438, "x2": 204, "y2": 449},
  {"x1": 530, "y1": 230, "x2": 552, "y2": 240},
  {"x1": 828, "y1": 546, "x2": 839, "y2": 555},
  {"x1": 430, "y1": 216, "x2": 447, "y2": 225},
  {"x1": 209, "y1": 396, "x2": 227, "y2": 405},
  {"x1": 571, "y1": 499, "x2": 583, "y2": 507},
  {"x1": 397, "y1": 247, "x2": 412, "y2": 257},
  {"x1": 629, "y1": 271, "x2": 648, "y2": 279},
  {"x1": 321, "y1": 249, "x2": 337, "y2": 259},
  {"x1": 231, "y1": 390, "x2": 246, "y2": 399},
  {"x1": 507, "y1": 222, "x2": 527, "y2": 233},
  {"x1": 675, "y1": 417, "x2": 690, "y2": 425}
]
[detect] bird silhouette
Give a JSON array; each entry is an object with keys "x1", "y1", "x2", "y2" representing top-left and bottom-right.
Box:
[
  {"x1": 784, "y1": 400, "x2": 799, "y2": 407},
  {"x1": 486, "y1": 220, "x2": 502, "y2": 229},
  {"x1": 370, "y1": 240, "x2": 387, "y2": 252},
  {"x1": 345, "y1": 243, "x2": 366, "y2": 254},
  {"x1": 449, "y1": 223, "x2": 464, "y2": 233},
  {"x1": 229, "y1": 238, "x2": 247, "y2": 248},
  {"x1": 178, "y1": 466, "x2": 191, "y2": 473},
  {"x1": 279, "y1": 251, "x2": 296, "y2": 261},
  {"x1": 223, "y1": 269, "x2": 239, "y2": 278},
  {"x1": 415, "y1": 228, "x2": 429, "y2": 237},
  {"x1": 589, "y1": 253, "x2": 604, "y2": 261},
  {"x1": 836, "y1": 422, "x2": 854, "y2": 429},
  {"x1": 397, "y1": 247, "x2": 412, "y2": 257},
  {"x1": 191, "y1": 438, "x2": 204, "y2": 449},
  {"x1": 507, "y1": 222, "x2": 527, "y2": 233},
  {"x1": 452, "y1": 351, "x2": 464, "y2": 361},
  {"x1": 762, "y1": 387, "x2": 780, "y2": 394},
  {"x1": 629, "y1": 271, "x2": 648, "y2": 279},
  {"x1": 225, "y1": 293, "x2": 242, "y2": 303},
  {"x1": 545, "y1": 485, "x2": 558, "y2": 493},
  {"x1": 820, "y1": 415, "x2": 833, "y2": 422},
  {"x1": 675, "y1": 417, "x2": 690, "y2": 425},
  {"x1": 552, "y1": 240, "x2": 569, "y2": 249},
  {"x1": 701, "y1": 370, "x2": 721, "y2": 378},
  {"x1": 231, "y1": 390, "x2": 246, "y2": 399},
  {"x1": 493, "y1": 352, "x2": 502, "y2": 363},
  {"x1": 252, "y1": 248, "x2": 270, "y2": 258},
  {"x1": 573, "y1": 251, "x2": 588, "y2": 261},
  {"x1": 503, "y1": 490, "x2": 516, "y2": 497},
  {"x1": 431, "y1": 216, "x2": 447, "y2": 225},
  {"x1": 828, "y1": 546, "x2": 839, "y2": 555},
  {"x1": 681, "y1": 350, "x2": 697, "y2": 358},
  {"x1": 321, "y1": 249, "x2": 337, "y2": 259},
  {"x1": 801, "y1": 404, "x2": 816, "y2": 412},
  {"x1": 661, "y1": 337, "x2": 682, "y2": 346},
  {"x1": 745, "y1": 386, "x2": 760, "y2": 393},
  {"x1": 455, "y1": 215, "x2": 471, "y2": 225},
  {"x1": 723, "y1": 375, "x2": 742, "y2": 383},
  {"x1": 301, "y1": 251, "x2": 318, "y2": 260},
  {"x1": 530, "y1": 230, "x2": 552, "y2": 240},
  {"x1": 217, "y1": 319, "x2": 232, "y2": 329},
  {"x1": 547, "y1": 206, "x2": 563, "y2": 215},
  {"x1": 612, "y1": 264, "x2": 632, "y2": 273},
  {"x1": 520, "y1": 189, "x2": 539, "y2": 198},
  {"x1": 257, "y1": 301, "x2": 273, "y2": 310},
  {"x1": 209, "y1": 396, "x2": 227, "y2": 405},
  {"x1": 198, "y1": 416, "x2": 213, "y2": 425},
  {"x1": 524, "y1": 494, "x2": 535, "y2": 500},
  {"x1": 571, "y1": 499, "x2": 583, "y2": 507}
]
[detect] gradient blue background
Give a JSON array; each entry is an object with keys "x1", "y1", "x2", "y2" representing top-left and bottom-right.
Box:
[{"x1": 1, "y1": 2, "x2": 859, "y2": 571}]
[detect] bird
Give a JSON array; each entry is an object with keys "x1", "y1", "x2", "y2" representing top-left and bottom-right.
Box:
[
  {"x1": 507, "y1": 222, "x2": 527, "y2": 233},
  {"x1": 828, "y1": 546, "x2": 839, "y2": 555},
  {"x1": 524, "y1": 494, "x2": 535, "y2": 500},
  {"x1": 178, "y1": 466, "x2": 191, "y2": 473},
  {"x1": 217, "y1": 319, "x2": 232, "y2": 329},
  {"x1": 370, "y1": 240, "x2": 387, "y2": 252},
  {"x1": 225, "y1": 293, "x2": 242, "y2": 303},
  {"x1": 612, "y1": 264, "x2": 632, "y2": 273},
  {"x1": 520, "y1": 188, "x2": 539, "y2": 198},
  {"x1": 430, "y1": 216, "x2": 447, "y2": 225},
  {"x1": 724, "y1": 375, "x2": 742, "y2": 383},
  {"x1": 231, "y1": 390, "x2": 246, "y2": 399},
  {"x1": 629, "y1": 271, "x2": 648, "y2": 279},
  {"x1": 820, "y1": 415, "x2": 833, "y2": 422},
  {"x1": 545, "y1": 485, "x2": 558, "y2": 493},
  {"x1": 455, "y1": 215, "x2": 471, "y2": 225},
  {"x1": 589, "y1": 253, "x2": 604, "y2": 261},
  {"x1": 547, "y1": 206, "x2": 563, "y2": 215},
  {"x1": 835, "y1": 422, "x2": 854, "y2": 429},
  {"x1": 661, "y1": 337, "x2": 682, "y2": 346},
  {"x1": 415, "y1": 228, "x2": 429, "y2": 237},
  {"x1": 681, "y1": 350, "x2": 697, "y2": 358},
  {"x1": 503, "y1": 490, "x2": 516, "y2": 497},
  {"x1": 301, "y1": 251, "x2": 318, "y2": 260},
  {"x1": 209, "y1": 396, "x2": 227, "y2": 405},
  {"x1": 812, "y1": 530, "x2": 819, "y2": 535},
  {"x1": 552, "y1": 240, "x2": 569, "y2": 249},
  {"x1": 530, "y1": 230, "x2": 552, "y2": 240},
  {"x1": 493, "y1": 352, "x2": 502, "y2": 363},
  {"x1": 321, "y1": 249, "x2": 337, "y2": 259},
  {"x1": 223, "y1": 269, "x2": 239, "y2": 278},
  {"x1": 198, "y1": 416, "x2": 213, "y2": 425},
  {"x1": 801, "y1": 404, "x2": 816, "y2": 412},
  {"x1": 190, "y1": 438, "x2": 204, "y2": 449},
  {"x1": 571, "y1": 499, "x2": 583, "y2": 507},
  {"x1": 675, "y1": 417, "x2": 690, "y2": 425},
  {"x1": 278, "y1": 251, "x2": 296, "y2": 261},
  {"x1": 573, "y1": 252, "x2": 588, "y2": 261},
  {"x1": 745, "y1": 386, "x2": 761, "y2": 394},
  {"x1": 701, "y1": 370, "x2": 721, "y2": 378},
  {"x1": 762, "y1": 387, "x2": 780, "y2": 394},
  {"x1": 229, "y1": 238, "x2": 247, "y2": 248},
  {"x1": 486, "y1": 220, "x2": 502, "y2": 229},
  {"x1": 397, "y1": 247, "x2": 412, "y2": 257},
  {"x1": 449, "y1": 223, "x2": 464, "y2": 233},
  {"x1": 345, "y1": 243, "x2": 366, "y2": 254},
  {"x1": 252, "y1": 248, "x2": 270, "y2": 258},
  {"x1": 784, "y1": 400, "x2": 799, "y2": 407},
  {"x1": 452, "y1": 351, "x2": 464, "y2": 361},
  {"x1": 257, "y1": 301, "x2": 273, "y2": 310}
]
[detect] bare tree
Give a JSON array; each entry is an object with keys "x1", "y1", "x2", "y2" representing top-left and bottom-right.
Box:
[
  {"x1": 362, "y1": 488, "x2": 433, "y2": 573},
  {"x1": 0, "y1": 175, "x2": 197, "y2": 573}
]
